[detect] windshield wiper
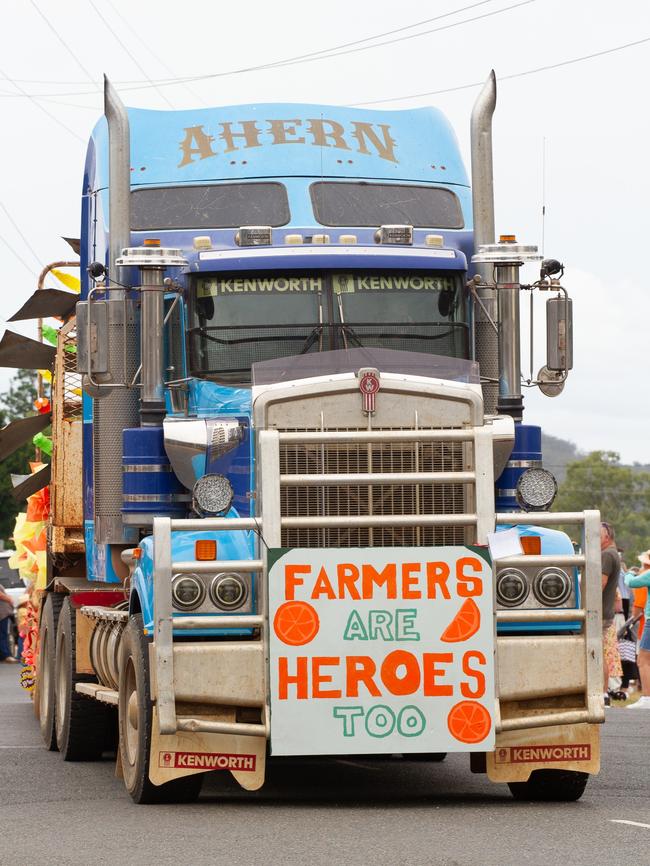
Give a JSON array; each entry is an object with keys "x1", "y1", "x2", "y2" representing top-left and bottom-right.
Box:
[{"x1": 299, "y1": 325, "x2": 323, "y2": 354}]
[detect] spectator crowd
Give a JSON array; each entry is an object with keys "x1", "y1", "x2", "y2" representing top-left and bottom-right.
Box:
[{"x1": 600, "y1": 521, "x2": 650, "y2": 707}]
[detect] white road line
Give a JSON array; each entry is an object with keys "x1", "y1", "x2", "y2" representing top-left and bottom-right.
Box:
[{"x1": 611, "y1": 820, "x2": 650, "y2": 830}]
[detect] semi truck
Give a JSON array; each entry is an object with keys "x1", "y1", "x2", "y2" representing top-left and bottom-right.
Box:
[{"x1": 2, "y1": 72, "x2": 603, "y2": 804}]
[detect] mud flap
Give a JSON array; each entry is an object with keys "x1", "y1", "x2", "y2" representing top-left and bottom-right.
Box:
[
  {"x1": 486, "y1": 722, "x2": 600, "y2": 783},
  {"x1": 149, "y1": 708, "x2": 266, "y2": 790}
]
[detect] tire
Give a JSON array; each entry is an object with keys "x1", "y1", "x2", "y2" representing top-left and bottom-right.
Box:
[
  {"x1": 37, "y1": 592, "x2": 65, "y2": 750},
  {"x1": 55, "y1": 599, "x2": 116, "y2": 761},
  {"x1": 408, "y1": 753, "x2": 447, "y2": 762},
  {"x1": 508, "y1": 769, "x2": 589, "y2": 802},
  {"x1": 118, "y1": 614, "x2": 203, "y2": 804}
]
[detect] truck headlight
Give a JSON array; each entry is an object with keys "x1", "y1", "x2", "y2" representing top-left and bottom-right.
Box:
[
  {"x1": 171, "y1": 573, "x2": 205, "y2": 610},
  {"x1": 210, "y1": 573, "x2": 247, "y2": 609},
  {"x1": 193, "y1": 473, "x2": 234, "y2": 516},
  {"x1": 496, "y1": 568, "x2": 529, "y2": 607},
  {"x1": 533, "y1": 567, "x2": 571, "y2": 606},
  {"x1": 516, "y1": 468, "x2": 557, "y2": 511}
]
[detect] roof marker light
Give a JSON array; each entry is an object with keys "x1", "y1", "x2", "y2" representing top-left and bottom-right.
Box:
[
  {"x1": 143, "y1": 238, "x2": 161, "y2": 247},
  {"x1": 338, "y1": 234, "x2": 358, "y2": 245},
  {"x1": 425, "y1": 234, "x2": 444, "y2": 247},
  {"x1": 284, "y1": 234, "x2": 303, "y2": 245},
  {"x1": 193, "y1": 236, "x2": 212, "y2": 251},
  {"x1": 235, "y1": 226, "x2": 272, "y2": 246},
  {"x1": 374, "y1": 225, "x2": 413, "y2": 245},
  {"x1": 311, "y1": 234, "x2": 330, "y2": 244}
]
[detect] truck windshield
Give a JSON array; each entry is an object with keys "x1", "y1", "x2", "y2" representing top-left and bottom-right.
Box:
[
  {"x1": 310, "y1": 182, "x2": 463, "y2": 228},
  {"x1": 188, "y1": 270, "x2": 468, "y2": 384}
]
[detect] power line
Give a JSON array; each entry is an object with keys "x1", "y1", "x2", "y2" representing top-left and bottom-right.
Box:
[
  {"x1": 353, "y1": 35, "x2": 650, "y2": 105},
  {"x1": 0, "y1": 66, "x2": 84, "y2": 142},
  {"x1": 0, "y1": 230, "x2": 37, "y2": 276},
  {"x1": 230, "y1": 0, "x2": 535, "y2": 77},
  {"x1": 0, "y1": 201, "x2": 42, "y2": 267},
  {"x1": 102, "y1": 0, "x2": 206, "y2": 106},
  {"x1": 29, "y1": 0, "x2": 99, "y2": 89},
  {"x1": 86, "y1": 0, "x2": 175, "y2": 108},
  {"x1": 0, "y1": 0, "x2": 511, "y2": 89},
  {"x1": 0, "y1": 0, "x2": 534, "y2": 98}
]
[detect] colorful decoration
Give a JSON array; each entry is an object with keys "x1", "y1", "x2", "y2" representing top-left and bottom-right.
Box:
[
  {"x1": 51, "y1": 268, "x2": 81, "y2": 293},
  {"x1": 32, "y1": 431, "x2": 53, "y2": 456},
  {"x1": 41, "y1": 324, "x2": 58, "y2": 346},
  {"x1": 18, "y1": 599, "x2": 38, "y2": 691},
  {"x1": 33, "y1": 397, "x2": 50, "y2": 414}
]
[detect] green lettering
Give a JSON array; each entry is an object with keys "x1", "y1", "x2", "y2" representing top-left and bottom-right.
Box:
[{"x1": 343, "y1": 609, "x2": 368, "y2": 641}]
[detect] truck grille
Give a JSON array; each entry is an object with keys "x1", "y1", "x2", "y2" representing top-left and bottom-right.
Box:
[{"x1": 279, "y1": 432, "x2": 472, "y2": 548}]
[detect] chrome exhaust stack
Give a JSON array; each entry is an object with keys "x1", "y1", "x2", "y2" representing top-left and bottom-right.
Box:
[
  {"x1": 470, "y1": 71, "x2": 499, "y2": 414},
  {"x1": 91, "y1": 77, "x2": 140, "y2": 544}
]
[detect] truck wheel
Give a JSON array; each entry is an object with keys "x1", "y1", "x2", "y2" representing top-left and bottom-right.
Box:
[
  {"x1": 118, "y1": 614, "x2": 203, "y2": 804},
  {"x1": 508, "y1": 769, "x2": 589, "y2": 802},
  {"x1": 55, "y1": 599, "x2": 115, "y2": 761},
  {"x1": 37, "y1": 592, "x2": 65, "y2": 750}
]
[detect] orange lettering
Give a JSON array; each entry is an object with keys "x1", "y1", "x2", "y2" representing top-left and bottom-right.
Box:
[
  {"x1": 337, "y1": 563, "x2": 361, "y2": 600},
  {"x1": 346, "y1": 656, "x2": 381, "y2": 697},
  {"x1": 456, "y1": 557, "x2": 483, "y2": 597},
  {"x1": 426, "y1": 562, "x2": 451, "y2": 599},
  {"x1": 362, "y1": 563, "x2": 397, "y2": 599},
  {"x1": 380, "y1": 650, "x2": 421, "y2": 696},
  {"x1": 311, "y1": 566, "x2": 336, "y2": 599},
  {"x1": 312, "y1": 657, "x2": 342, "y2": 698},
  {"x1": 461, "y1": 650, "x2": 486, "y2": 698},
  {"x1": 422, "y1": 652, "x2": 454, "y2": 696},
  {"x1": 278, "y1": 656, "x2": 308, "y2": 700},
  {"x1": 285, "y1": 564, "x2": 311, "y2": 601},
  {"x1": 401, "y1": 563, "x2": 422, "y2": 599}
]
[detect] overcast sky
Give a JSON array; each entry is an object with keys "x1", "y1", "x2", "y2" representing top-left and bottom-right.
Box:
[{"x1": 1, "y1": 0, "x2": 648, "y2": 463}]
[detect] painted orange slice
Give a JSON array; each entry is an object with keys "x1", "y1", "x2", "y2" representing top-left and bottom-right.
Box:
[
  {"x1": 273, "y1": 600, "x2": 320, "y2": 646},
  {"x1": 447, "y1": 700, "x2": 492, "y2": 744},
  {"x1": 440, "y1": 597, "x2": 481, "y2": 643}
]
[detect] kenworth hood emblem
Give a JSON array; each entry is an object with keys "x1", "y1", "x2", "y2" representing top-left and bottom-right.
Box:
[{"x1": 358, "y1": 368, "x2": 380, "y2": 414}]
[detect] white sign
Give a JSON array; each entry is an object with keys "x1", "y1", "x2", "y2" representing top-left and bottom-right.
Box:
[{"x1": 268, "y1": 546, "x2": 495, "y2": 756}]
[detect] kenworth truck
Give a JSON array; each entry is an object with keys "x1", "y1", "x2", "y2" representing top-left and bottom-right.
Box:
[{"x1": 9, "y1": 73, "x2": 603, "y2": 803}]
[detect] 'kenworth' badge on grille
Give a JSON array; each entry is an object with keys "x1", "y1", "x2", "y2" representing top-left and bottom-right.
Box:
[{"x1": 358, "y1": 368, "x2": 380, "y2": 414}]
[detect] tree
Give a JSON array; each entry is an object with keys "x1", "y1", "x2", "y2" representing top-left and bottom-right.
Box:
[
  {"x1": 0, "y1": 370, "x2": 38, "y2": 545},
  {"x1": 3, "y1": 368, "x2": 38, "y2": 420},
  {"x1": 554, "y1": 451, "x2": 650, "y2": 562}
]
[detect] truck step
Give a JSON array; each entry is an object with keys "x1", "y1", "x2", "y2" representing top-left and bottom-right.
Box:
[{"x1": 75, "y1": 683, "x2": 119, "y2": 705}]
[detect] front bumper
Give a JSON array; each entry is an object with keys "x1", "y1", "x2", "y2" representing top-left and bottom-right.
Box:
[{"x1": 150, "y1": 429, "x2": 603, "y2": 744}]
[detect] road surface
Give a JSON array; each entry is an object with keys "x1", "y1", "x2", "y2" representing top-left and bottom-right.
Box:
[{"x1": 1, "y1": 663, "x2": 647, "y2": 865}]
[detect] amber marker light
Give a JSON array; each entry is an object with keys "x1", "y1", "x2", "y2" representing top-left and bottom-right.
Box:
[
  {"x1": 520, "y1": 536, "x2": 541, "y2": 555},
  {"x1": 196, "y1": 539, "x2": 217, "y2": 561},
  {"x1": 143, "y1": 238, "x2": 161, "y2": 247}
]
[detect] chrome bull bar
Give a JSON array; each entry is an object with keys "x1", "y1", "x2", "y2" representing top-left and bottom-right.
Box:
[
  {"x1": 152, "y1": 428, "x2": 602, "y2": 741},
  {"x1": 493, "y1": 509, "x2": 604, "y2": 732}
]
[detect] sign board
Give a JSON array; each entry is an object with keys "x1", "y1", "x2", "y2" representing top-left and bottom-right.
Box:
[{"x1": 268, "y1": 546, "x2": 495, "y2": 756}]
